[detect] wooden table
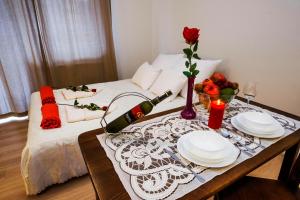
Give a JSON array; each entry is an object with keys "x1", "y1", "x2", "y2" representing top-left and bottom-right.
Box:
[{"x1": 78, "y1": 97, "x2": 300, "y2": 200}]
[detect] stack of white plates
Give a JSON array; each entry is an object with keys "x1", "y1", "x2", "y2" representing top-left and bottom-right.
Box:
[
  {"x1": 231, "y1": 111, "x2": 284, "y2": 138},
  {"x1": 177, "y1": 131, "x2": 240, "y2": 168}
]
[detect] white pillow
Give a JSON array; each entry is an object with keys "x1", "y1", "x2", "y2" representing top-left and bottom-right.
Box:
[
  {"x1": 149, "y1": 69, "x2": 187, "y2": 102},
  {"x1": 131, "y1": 62, "x2": 161, "y2": 90},
  {"x1": 152, "y1": 54, "x2": 183, "y2": 70},
  {"x1": 179, "y1": 59, "x2": 222, "y2": 98}
]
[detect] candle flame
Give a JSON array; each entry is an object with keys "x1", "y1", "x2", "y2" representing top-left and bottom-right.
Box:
[{"x1": 217, "y1": 99, "x2": 221, "y2": 105}]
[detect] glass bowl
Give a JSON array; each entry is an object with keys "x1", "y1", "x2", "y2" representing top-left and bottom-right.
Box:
[{"x1": 198, "y1": 89, "x2": 239, "y2": 109}]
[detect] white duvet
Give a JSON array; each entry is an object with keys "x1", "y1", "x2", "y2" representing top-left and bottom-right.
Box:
[{"x1": 21, "y1": 79, "x2": 187, "y2": 195}]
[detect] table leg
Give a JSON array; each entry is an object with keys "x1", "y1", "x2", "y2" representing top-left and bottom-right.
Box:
[{"x1": 278, "y1": 142, "x2": 299, "y2": 182}]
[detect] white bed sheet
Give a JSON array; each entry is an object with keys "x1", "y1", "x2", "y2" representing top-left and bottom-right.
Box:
[{"x1": 21, "y1": 79, "x2": 187, "y2": 195}]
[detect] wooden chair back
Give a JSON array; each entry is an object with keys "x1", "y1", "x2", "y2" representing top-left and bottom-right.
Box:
[{"x1": 289, "y1": 152, "x2": 300, "y2": 184}]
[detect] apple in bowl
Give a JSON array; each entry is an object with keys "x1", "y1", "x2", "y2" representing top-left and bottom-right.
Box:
[{"x1": 195, "y1": 72, "x2": 239, "y2": 108}]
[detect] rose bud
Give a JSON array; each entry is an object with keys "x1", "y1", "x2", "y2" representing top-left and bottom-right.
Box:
[
  {"x1": 91, "y1": 89, "x2": 96, "y2": 92},
  {"x1": 102, "y1": 106, "x2": 108, "y2": 111}
]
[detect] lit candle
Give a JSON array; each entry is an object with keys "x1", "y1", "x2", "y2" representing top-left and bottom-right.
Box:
[{"x1": 208, "y1": 99, "x2": 225, "y2": 129}]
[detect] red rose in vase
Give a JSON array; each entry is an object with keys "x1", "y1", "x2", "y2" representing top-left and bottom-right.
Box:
[
  {"x1": 182, "y1": 27, "x2": 201, "y2": 78},
  {"x1": 183, "y1": 27, "x2": 200, "y2": 45},
  {"x1": 181, "y1": 26, "x2": 201, "y2": 120}
]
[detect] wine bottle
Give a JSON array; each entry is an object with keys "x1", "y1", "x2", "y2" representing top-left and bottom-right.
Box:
[{"x1": 105, "y1": 90, "x2": 172, "y2": 133}]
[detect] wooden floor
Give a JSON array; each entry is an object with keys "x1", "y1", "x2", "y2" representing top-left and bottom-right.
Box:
[
  {"x1": 0, "y1": 119, "x2": 95, "y2": 200},
  {"x1": 0, "y1": 119, "x2": 283, "y2": 200}
]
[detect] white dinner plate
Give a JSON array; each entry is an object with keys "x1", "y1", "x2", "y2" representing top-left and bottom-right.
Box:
[
  {"x1": 181, "y1": 131, "x2": 232, "y2": 161},
  {"x1": 237, "y1": 115, "x2": 278, "y2": 134},
  {"x1": 231, "y1": 116, "x2": 284, "y2": 138},
  {"x1": 181, "y1": 136, "x2": 232, "y2": 164},
  {"x1": 177, "y1": 132, "x2": 240, "y2": 168},
  {"x1": 236, "y1": 115, "x2": 280, "y2": 134},
  {"x1": 240, "y1": 111, "x2": 275, "y2": 126},
  {"x1": 185, "y1": 131, "x2": 228, "y2": 152},
  {"x1": 237, "y1": 112, "x2": 280, "y2": 133}
]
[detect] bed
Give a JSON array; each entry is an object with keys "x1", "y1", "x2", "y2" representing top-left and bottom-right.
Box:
[
  {"x1": 21, "y1": 54, "x2": 221, "y2": 194},
  {"x1": 21, "y1": 79, "x2": 188, "y2": 195}
]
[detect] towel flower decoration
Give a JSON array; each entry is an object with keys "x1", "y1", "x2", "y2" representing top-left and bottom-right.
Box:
[
  {"x1": 67, "y1": 85, "x2": 96, "y2": 92},
  {"x1": 182, "y1": 27, "x2": 201, "y2": 77},
  {"x1": 73, "y1": 100, "x2": 107, "y2": 111},
  {"x1": 40, "y1": 104, "x2": 61, "y2": 129},
  {"x1": 40, "y1": 86, "x2": 56, "y2": 105}
]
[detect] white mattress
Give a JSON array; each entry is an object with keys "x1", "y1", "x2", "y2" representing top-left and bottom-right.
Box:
[{"x1": 21, "y1": 79, "x2": 187, "y2": 195}]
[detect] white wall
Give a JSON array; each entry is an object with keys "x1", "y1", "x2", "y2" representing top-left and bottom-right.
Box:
[
  {"x1": 112, "y1": 0, "x2": 300, "y2": 115},
  {"x1": 111, "y1": 0, "x2": 153, "y2": 79},
  {"x1": 152, "y1": 0, "x2": 300, "y2": 115}
]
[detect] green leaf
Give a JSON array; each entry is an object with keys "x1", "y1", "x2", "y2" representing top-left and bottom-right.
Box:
[
  {"x1": 81, "y1": 85, "x2": 89, "y2": 91},
  {"x1": 193, "y1": 41, "x2": 198, "y2": 52},
  {"x1": 192, "y1": 70, "x2": 200, "y2": 76},
  {"x1": 183, "y1": 48, "x2": 192, "y2": 57},
  {"x1": 190, "y1": 63, "x2": 197, "y2": 71},
  {"x1": 185, "y1": 61, "x2": 189, "y2": 68},
  {"x1": 71, "y1": 86, "x2": 77, "y2": 92},
  {"x1": 193, "y1": 53, "x2": 201, "y2": 60},
  {"x1": 72, "y1": 100, "x2": 102, "y2": 111},
  {"x1": 183, "y1": 71, "x2": 191, "y2": 77}
]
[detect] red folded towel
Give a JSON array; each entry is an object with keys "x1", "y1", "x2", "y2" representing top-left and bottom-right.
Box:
[
  {"x1": 40, "y1": 86, "x2": 56, "y2": 105},
  {"x1": 40, "y1": 104, "x2": 61, "y2": 129}
]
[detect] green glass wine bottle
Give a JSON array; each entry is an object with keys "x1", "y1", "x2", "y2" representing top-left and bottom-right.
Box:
[{"x1": 105, "y1": 90, "x2": 172, "y2": 133}]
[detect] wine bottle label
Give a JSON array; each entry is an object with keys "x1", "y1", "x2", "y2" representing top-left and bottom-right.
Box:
[{"x1": 131, "y1": 105, "x2": 145, "y2": 120}]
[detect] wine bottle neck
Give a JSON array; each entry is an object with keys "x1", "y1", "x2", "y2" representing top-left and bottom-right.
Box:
[{"x1": 150, "y1": 90, "x2": 172, "y2": 106}]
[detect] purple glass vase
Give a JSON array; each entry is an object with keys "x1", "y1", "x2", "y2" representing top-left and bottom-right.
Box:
[{"x1": 181, "y1": 77, "x2": 196, "y2": 119}]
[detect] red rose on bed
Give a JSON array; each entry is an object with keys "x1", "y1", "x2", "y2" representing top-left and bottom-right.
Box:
[
  {"x1": 102, "y1": 106, "x2": 108, "y2": 111},
  {"x1": 183, "y1": 27, "x2": 200, "y2": 45}
]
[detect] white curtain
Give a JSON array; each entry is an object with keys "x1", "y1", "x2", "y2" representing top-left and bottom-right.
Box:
[
  {"x1": 0, "y1": 0, "x2": 46, "y2": 114},
  {"x1": 34, "y1": 0, "x2": 117, "y2": 88},
  {"x1": 0, "y1": 0, "x2": 117, "y2": 114}
]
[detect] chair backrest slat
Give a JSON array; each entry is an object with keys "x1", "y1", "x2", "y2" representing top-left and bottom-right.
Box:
[{"x1": 289, "y1": 153, "x2": 300, "y2": 184}]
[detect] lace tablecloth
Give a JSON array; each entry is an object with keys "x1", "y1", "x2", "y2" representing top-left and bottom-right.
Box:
[{"x1": 97, "y1": 99, "x2": 299, "y2": 200}]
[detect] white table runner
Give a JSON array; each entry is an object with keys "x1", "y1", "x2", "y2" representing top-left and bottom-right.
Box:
[{"x1": 97, "y1": 99, "x2": 299, "y2": 200}]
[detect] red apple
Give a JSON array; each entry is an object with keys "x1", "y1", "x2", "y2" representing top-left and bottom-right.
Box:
[
  {"x1": 202, "y1": 78, "x2": 214, "y2": 87},
  {"x1": 203, "y1": 83, "x2": 220, "y2": 99},
  {"x1": 211, "y1": 72, "x2": 227, "y2": 85}
]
